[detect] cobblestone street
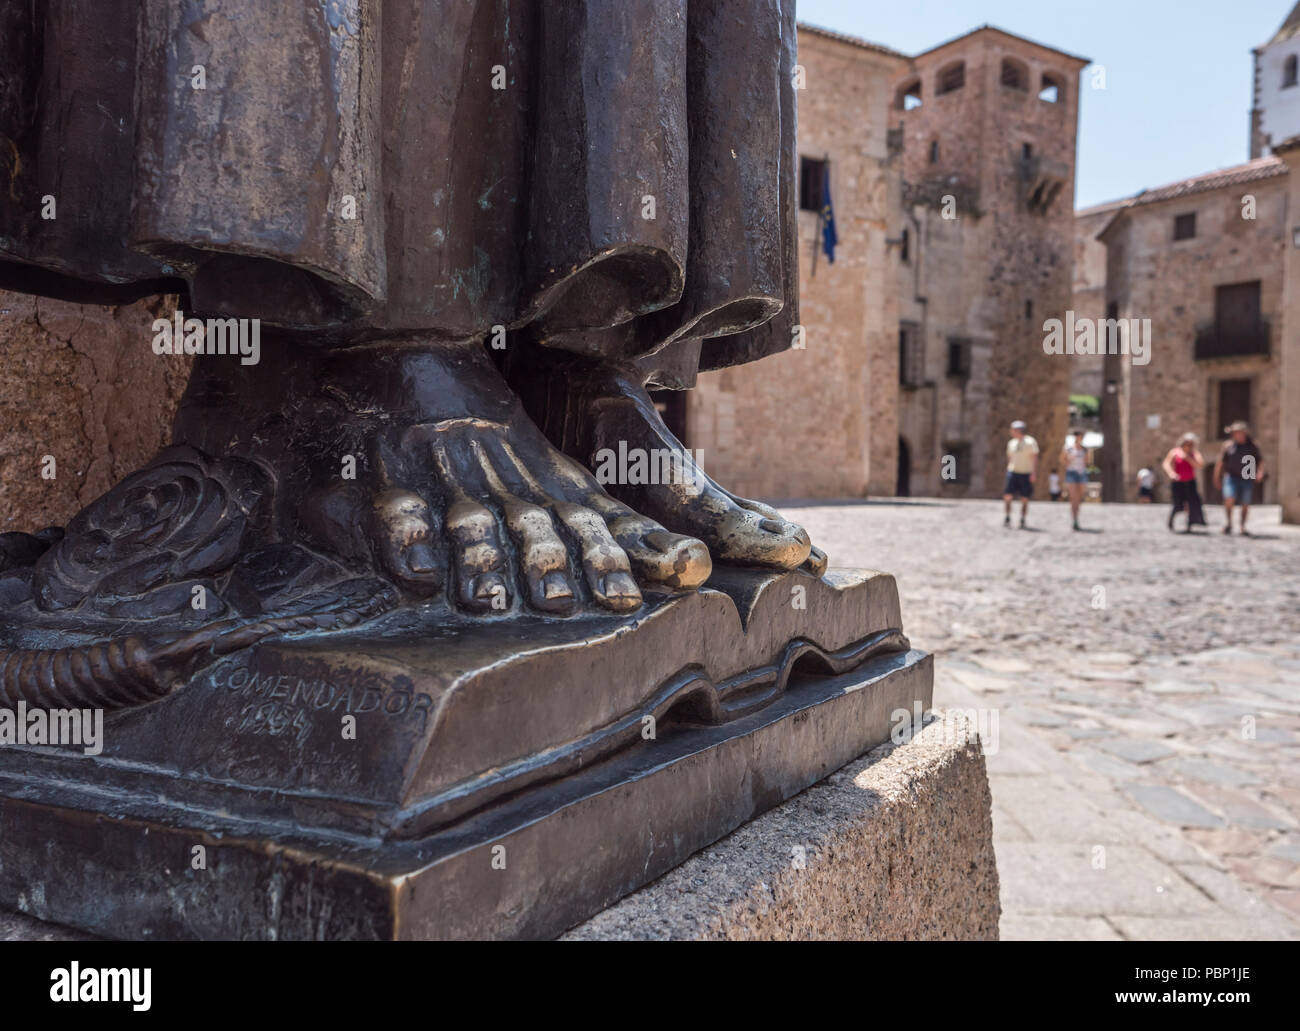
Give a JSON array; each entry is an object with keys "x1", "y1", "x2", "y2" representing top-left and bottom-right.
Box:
[{"x1": 793, "y1": 496, "x2": 1300, "y2": 940}]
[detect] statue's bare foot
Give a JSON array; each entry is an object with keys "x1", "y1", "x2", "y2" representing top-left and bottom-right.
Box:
[
  {"x1": 511, "y1": 355, "x2": 827, "y2": 576},
  {"x1": 0, "y1": 338, "x2": 712, "y2": 707},
  {"x1": 176, "y1": 337, "x2": 711, "y2": 618},
  {"x1": 303, "y1": 420, "x2": 712, "y2": 616},
  {"x1": 0, "y1": 342, "x2": 710, "y2": 626}
]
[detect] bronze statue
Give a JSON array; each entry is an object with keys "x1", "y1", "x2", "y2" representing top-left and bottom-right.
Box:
[
  {"x1": 0, "y1": 1, "x2": 929, "y2": 941},
  {"x1": 0, "y1": 0, "x2": 822, "y2": 702}
]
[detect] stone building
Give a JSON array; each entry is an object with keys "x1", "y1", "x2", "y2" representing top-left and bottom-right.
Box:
[
  {"x1": 1251, "y1": 2, "x2": 1300, "y2": 158},
  {"x1": 1093, "y1": 158, "x2": 1289, "y2": 505},
  {"x1": 892, "y1": 28, "x2": 1089, "y2": 498},
  {"x1": 687, "y1": 24, "x2": 1089, "y2": 501}
]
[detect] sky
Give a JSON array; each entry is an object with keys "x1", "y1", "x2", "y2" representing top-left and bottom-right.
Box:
[{"x1": 797, "y1": 0, "x2": 1292, "y2": 209}]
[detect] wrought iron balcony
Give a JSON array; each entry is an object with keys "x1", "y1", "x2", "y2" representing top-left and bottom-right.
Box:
[{"x1": 1193, "y1": 321, "x2": 1270, "y2": 359}]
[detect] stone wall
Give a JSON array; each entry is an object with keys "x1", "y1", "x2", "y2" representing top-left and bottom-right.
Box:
[
  {"x1": 0, "y1": 290, "x2": 189, "y2": 533},
  {"x1": 896, "y1": 205, "x2": 998, "y2": 496}
]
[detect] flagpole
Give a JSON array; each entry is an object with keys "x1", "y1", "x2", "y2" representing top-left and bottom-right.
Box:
[{"x1": 811, "y1": 209, "x2": 820, "y2": 279}]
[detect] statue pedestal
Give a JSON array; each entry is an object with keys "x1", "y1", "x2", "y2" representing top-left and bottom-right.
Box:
[
  {"x1": 566, "y1": 709, "x2": 999, "y2": 940},
  {"x1": 0, "y1": 568, "x2": 932, "y2": 940}
]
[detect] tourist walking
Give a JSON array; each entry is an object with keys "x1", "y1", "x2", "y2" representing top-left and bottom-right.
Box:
[
  {"x1": 1214, "y1": 421, "x2": 1265, "y2": 536},
  {"x1": 1161, "y1": 433, "x2": 1206, "y2": 533},
  {"x1": 1003, "y1": 420, "x2": 1039, "y2": 529},
  {"x1": 1060, "y1": 432, "x2": 1088, "y2": 530}
]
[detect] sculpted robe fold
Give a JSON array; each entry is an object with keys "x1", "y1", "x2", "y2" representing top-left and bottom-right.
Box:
[{"x1": 0, "y1": 0, "x2": 798, "y2": 385}]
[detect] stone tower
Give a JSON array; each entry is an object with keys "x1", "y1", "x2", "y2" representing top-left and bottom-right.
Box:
[{"x1": 893, "y1": 27, "x2": 1089, "y2": 497}]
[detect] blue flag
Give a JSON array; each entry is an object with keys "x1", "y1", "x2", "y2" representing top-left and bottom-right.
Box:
[{"x1": 820, "y1": 163, "x2": 837, "y2": 264}]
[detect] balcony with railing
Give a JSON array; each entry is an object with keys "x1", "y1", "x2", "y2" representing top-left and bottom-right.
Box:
[{"x1": 1193, "y1": 320, "x2": 1270, "y2": 359}]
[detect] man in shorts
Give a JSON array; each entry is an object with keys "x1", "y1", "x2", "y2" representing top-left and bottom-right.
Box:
[
  {"x1": 1214, "y1": 421, "x2": 1265, "y2": 536},
  {"x1": 1003, "y1": 420, "x2": 1039, "y2": 529}
]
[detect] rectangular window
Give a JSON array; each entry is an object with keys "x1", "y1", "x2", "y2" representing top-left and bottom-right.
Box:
[
  {"x1": 946, "y1": 337, "x2": 971, "y2": 378},
  {"x1": 1196, "y1": 280, "x2": 1268, "y2": 358},
  {"x1": 899, "y1": 322, "x2": 923, "y2": 387},
  {"x1": 1215, "y1": 281, "x2": 1261, "y2": 336},
  {"x1": 1174, "y1": 213, "x2": 1196, "y2": 241},
  {"x1": 799, "y1": 157, "x2": 826, "y2": 212},
  {"x1": 1217, "y1": 378, "x2": 1252, "y2": 430}
]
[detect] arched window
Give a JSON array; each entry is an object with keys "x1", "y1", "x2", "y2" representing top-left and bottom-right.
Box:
[
  {"x1": 1284, "y1": 55, "x2": 1298, "y2": 89},
  {"x1": 1038, "y1": 72, "x2": 1062, "y2": 103},
  {"x1": 936, "y1": 61, "x2": 965, "y2": 96},
  {"x1": 929, "y1": 139, "x2": 940, "y2": 164},
  {"x1": 1001, "y1": 58, "x2": 1029, "y2": 91},
  {"x1": 896, "y1": 79, "x2": 922, "y2": 111}
]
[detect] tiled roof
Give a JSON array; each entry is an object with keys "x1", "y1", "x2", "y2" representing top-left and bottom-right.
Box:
[
  {"x1": 1095, "y1": 156, "x2": 1288, "y2": 240},
  {"x1": 914, "y1": 24, "x2": 1090, "y2": 66},
  {"x1": 797, "y1": 22, "x2": 1088, "y2": 67},
  {"x1": 1074, "y1": 198, "x2": 1130, "y2": 219},
  {"x1": 797, "y1": 22, "x2": 907, "y2": 60},
  {"x1": 1125, "y1": 156, "x2": 1286, "y2": 206}
]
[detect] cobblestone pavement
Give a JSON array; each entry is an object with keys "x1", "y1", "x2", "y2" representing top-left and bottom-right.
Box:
[{"x1": 792, "y1": 496, "x2": 1300, "y2": 940}]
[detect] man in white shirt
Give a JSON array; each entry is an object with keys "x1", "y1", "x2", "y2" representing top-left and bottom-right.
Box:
[{"x1": 1003, "y1": 420, "x2": 1039, "y2": 529}]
